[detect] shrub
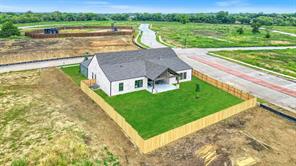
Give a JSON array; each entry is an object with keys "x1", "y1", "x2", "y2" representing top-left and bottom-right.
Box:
[
  {"x1": 237, "y1": 27, "x2": 244, "y2": 34},
  {"x1": 0, "y1": 21, "x2": 21, "y2": 38},
  {"x1": 265, "y1": 31, "x2": 271, "y2": 38}
]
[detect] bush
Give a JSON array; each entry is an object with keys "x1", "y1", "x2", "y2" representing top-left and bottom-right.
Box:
[
  {"x1": 237, "y1": 27, "x2": 244, "y2": 34},
  {"x1": 0, "y1": 21, "x2": 21, "y2": 38},
  {"x1": 265, "y1": 31, "x2": 271, "y2": 38}
]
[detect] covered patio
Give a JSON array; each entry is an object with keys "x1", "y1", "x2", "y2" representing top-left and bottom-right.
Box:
[
  {"x1": 146, "y1": 68, "x2": 180, "y2": 94},
  {"x1": 147, "y1": 83, "x2": 178, "y2": 94}
]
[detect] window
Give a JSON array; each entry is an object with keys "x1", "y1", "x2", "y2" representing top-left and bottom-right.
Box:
[
  {"x1": 180, "y1": 72, "x2": 187, "y2": 80},
  {"x1": 135, "y1": 80, "x2": 143, "y2": 88},
  {"x1": 119, "y1": 83, "x2": 124, "y2": 92}
]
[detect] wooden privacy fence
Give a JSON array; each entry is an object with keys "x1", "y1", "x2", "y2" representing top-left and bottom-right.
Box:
[
  {"x1": 25, "y1": 26, "x2": 134, "y2": 39},
  {"x1": 80, "y1": 70, "x2": 257, "y2": 153},
  {"x1": 192, "y1": 70, "x2": 254, "y2": 100}
]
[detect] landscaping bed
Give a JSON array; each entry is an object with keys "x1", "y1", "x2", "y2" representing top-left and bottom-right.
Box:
[{"x1": 61, "y1": 66, "x2": 243, "y2": 139}]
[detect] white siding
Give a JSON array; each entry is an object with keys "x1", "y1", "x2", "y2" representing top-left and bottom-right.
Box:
[
  {"x1": 169, "y1": 69, "x2": 192, "y2": 84},
  {"x1": 88, "y1": 56, "x2": 111, "y2": 96},
  {"x1": 111, "y1": 77, "x2": 148, "y2": 96}
]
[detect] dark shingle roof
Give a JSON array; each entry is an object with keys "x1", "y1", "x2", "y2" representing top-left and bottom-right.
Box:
[{"x1": 94, "y1": 48, "x2": 191, "y2": 82}]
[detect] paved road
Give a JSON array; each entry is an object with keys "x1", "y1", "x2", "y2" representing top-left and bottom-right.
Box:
[
  {"x1": 175, "y1": 48, "x2": 296, "y2": 113},
  {"x1": 0, "y1": 57, "x2": 88, "y2": 73},
  {"x1": 139, "y1": 24, "x2": 166, "y2": 48}
]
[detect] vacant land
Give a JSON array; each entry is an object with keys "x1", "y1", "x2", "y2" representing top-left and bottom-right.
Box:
[
  {"x1": 271, "y1": 26, "x2": 296, "y2": 34},
  {"x1": 0, "y1": 35, "x2": 137, "y2": 65},
  {"x1": 211, "y1": 48, "x2": 296, "y2": 78},
  {"x1": 18, "y1": 21, "x2": 139, "y2": 34},
  {"x1": 1, "y1": 68, "x2": 295, "y2": 165},
  {"x1": 151, "y1": 22, "x2": 296, "y2": 48}
]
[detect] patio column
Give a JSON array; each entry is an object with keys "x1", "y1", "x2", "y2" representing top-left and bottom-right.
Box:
[
  {"x1": 152, "y1": 80, "x2": 155, "y2": 93},
  {"x1": 176, "y1": 76, "x2": 180, "y2": 88}
]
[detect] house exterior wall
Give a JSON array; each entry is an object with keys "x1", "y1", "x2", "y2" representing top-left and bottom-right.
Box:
[
  {"x1": 169, "y1": 69, "x2": 192, "y2": 84},
  {"x1": 88, "y1": 56, "x2": 111, "y2": 96},
  {"x1": 80, "y1": 64, "x2": 88, "y2": 78},
  {"x1": 111, "y1": 77, "x2": 148, "y2": 96}
]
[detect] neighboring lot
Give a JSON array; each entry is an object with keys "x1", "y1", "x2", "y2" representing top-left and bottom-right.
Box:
[
  {"x1": 0, "y1": 35, "x2": 137, "y2": 65},
  {"x1": 1, "y1": 68, "x2": 295, "y2": 165},
  {"x1": 211, "y1": 48, "x2": 296, "y2": 78},
  {"x1": 62, "y1": 66, "x2": 242, "y2": 139},
  {"x1": 18, "y1": 21, "x2": 139, "y2": 32},
  {"x1": 151, "y1": 22, "x2": 296, "y2": 48}
]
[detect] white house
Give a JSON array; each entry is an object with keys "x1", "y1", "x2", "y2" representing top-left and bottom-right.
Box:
[{"x1": 82, "y1": 48, "x2": 192, "y2": 96}]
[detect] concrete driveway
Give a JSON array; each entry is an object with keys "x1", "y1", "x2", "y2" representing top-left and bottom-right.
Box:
[
  {"x1": 175, "y1": 48, "x2": 296, "y2": 112},
  {"x1": 139, "y1": 24, "x2": 166, "y2": 48}
]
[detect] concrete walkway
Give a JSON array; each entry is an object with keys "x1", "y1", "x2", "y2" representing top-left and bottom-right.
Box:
[
  {"x1": 174, "y1": 48, "x2": 296, "y2": 112},
  {"x1": 139, "y1": 24, "x2": 166, "y2": 48}
]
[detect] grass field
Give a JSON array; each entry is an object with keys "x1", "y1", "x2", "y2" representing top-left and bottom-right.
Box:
[
  {"x1": 211, "y1": 49, "x2": 296, "y2": 78},
  {"x1": 96, "y1": 77, "x2": 242, "y2": 139},
  {"x1": 271, "y1": 26, "x2": 296, "y2": 34},
  {"x1": 151, "y1": 22, "x2": 296, "y2": 48}
]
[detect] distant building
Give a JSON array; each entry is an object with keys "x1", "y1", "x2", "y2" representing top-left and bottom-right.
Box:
[{"x1": 81, "y1": 48, "x2": 192, "y2": 96}]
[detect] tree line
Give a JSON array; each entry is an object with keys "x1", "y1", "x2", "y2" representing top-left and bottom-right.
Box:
[{"x1": 0, "y1": 11, "x2": 295, "y2": 26}]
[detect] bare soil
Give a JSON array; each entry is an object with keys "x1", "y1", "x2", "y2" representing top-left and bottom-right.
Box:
[
  {"x1": 0, "y1": 68, "x2": 295, "y2": 165},
  {"x1": 0, "y1": 36, "x2": 137, "y2": 65}
]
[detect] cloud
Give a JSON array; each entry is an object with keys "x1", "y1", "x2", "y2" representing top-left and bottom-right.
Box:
[{"x1": 216, "y1": 0, "x2": 248, "y2": 7}]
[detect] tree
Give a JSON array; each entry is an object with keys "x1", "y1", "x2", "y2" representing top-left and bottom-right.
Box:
[
  {"x1": 177, "y1": 15, "x2": 189, "y2": 24},
  {"x1": 195, "y1": 84, "x2": 200, "y2": 99},
  {"x1": 237, "y1": 27, "x2": 244, "y2": 34},
  {"x1": 0, "y1": 21, "x2": 20, "y2": 37},
  {"x1": 251, "y1": 19, "x2": 261, "y2": 33}
]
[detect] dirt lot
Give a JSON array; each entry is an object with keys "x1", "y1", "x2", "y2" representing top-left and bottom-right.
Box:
[
  {"x1": 0, "y1": 68, "x2": 295, "y2": 165},
  {"x1": 0, "y1": 35, "x2": 137, "y2": 65}
]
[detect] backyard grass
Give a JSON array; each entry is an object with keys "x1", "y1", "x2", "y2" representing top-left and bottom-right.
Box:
[
  {"x1": 211, "y1": 49, "x2": 296, "y2": 78},
  {"x1": 95, "y1": 77, "x2": 243, "y2": 139},
  {"x1": 151, "y1": 22, "x2": 296, "y2": 48},
  {"x1": 61, "y1": 66, "x2": 243, "y2": 139},
  {"x1": 61, "y1": 65, "x2": 86, "y2": 85}
]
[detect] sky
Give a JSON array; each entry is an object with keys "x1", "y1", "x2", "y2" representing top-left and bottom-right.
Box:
[{"x1": 0, "y1": 0, "x2": 295, "y2": 13}]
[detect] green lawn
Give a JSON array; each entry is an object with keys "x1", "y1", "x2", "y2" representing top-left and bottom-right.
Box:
[
  {"x1": 151, "y1": 22, "x2": 296, "y2": 48},
  {"x1": 61, "y1": 65, "x2": 86, "y2": 85},
  {"x1": 211, "y1": 49, "x2": 296, "y2": 78},
  {"x1": 61, "y1": 65, "x2": 243, "y2": 139},
  {"x1": 96, "y1": 77, "x2": 242, "y2": 139}
]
